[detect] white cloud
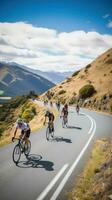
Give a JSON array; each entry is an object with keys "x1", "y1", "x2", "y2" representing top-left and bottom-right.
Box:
[
  {"x1": 107, "y1": 21, "x2": 112, "y2": 28},
  {"x1": 103, "y1": 14, "x2": 110, "y2": 19},
  {"x1": 0, "y1": 22, "x2": 112, "y2": 72}
]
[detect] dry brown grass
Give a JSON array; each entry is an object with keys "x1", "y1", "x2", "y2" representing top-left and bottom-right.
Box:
[
  {"x1": 0, "y1": 101, "x2": 58, "y2": 147},
  {"x1": 40, "y1": 48, "x2": 112, "y2": 113}
]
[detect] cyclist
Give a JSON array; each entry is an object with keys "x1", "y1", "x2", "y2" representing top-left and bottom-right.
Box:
[
  {"x1": 50, "y1": 101, "x2": 53, "y2": 107},
  {"x1": 64, "y1": 103, "x2": 68, "y2": 111},
  {"x1": 12, "y1": 119, "x2": 31, "y2": 144},
  {"x1": 44, "y1": 110, "x2": 55, "y2": 133},
  {"x1": 61, "y1": 104, "x2": 68, "y2": 126},
  {"x1": 57, "y1": 101, "x2": 60, "y2": 111},
  {"x1": 76, "y1": 104, "x2": 80, "y2": 114}
]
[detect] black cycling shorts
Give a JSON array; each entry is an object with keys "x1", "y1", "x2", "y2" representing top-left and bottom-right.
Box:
[{"x1": 21, "y1": 129, "x2": 31, "y2": 138}]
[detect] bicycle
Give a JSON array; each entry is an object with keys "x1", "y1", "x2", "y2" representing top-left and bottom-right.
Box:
[
  {"x1": 46, "y1": 122, "x2": 54, "y2": 141},
  {"x1": 62, "y1": 115, "x2": 68, "y2": 128},
  {"x1": 76, "y1": 107, "x2": 80, "y2": 115},
  {"x1": 12, "y1": 138, "x2": 31, "y2": 164}
]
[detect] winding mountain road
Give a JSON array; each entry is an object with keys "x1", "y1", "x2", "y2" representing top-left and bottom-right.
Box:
[{"x1": 0, "y1": 104, "x2": 112, "y2": 200}]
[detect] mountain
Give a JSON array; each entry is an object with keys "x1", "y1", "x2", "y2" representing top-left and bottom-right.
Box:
[
  {"x1": 28, "y1": 70, "x2": 73, "y2": 84},
  {"x1": 3, "y1": 62, "x2": 73, "y2": 84},
  {"x1": 0, "y1": 62, "x2": 55, "y2": 97},
  {"x1": 41, "y1": 48, "x2": 112, "y2": 113}
]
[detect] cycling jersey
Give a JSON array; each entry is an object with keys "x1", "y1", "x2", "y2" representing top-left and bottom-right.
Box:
[
  {"x1": 16, "y1": 122, "x2": 30, "y2": 131},
  {"x1": 62, "y1": 107, "x2": 68, "y2": 116},
  {"x1": 45, "y1": 112, "x2": 54, "y2": 121}
]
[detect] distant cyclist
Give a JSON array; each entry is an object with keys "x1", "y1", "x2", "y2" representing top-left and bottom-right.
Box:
[
  {"x1": 61, "y1": 104, "x2": 68, "y2": 126},
  {"x1": 57, "y1": 101, "x2": 60, "y2": 111},
  {"x1": 76, "y1": 104, "x2": 80, "y2": 115},
  {"x1": 50, "y1": 101, "x2": 53, "y2": 107},
  {"x1": 44, "y1": 110, "x2": 55, "y2": 132},
  {"x1": 12, "y1": 119, "x2": 31, "y2": 144}
]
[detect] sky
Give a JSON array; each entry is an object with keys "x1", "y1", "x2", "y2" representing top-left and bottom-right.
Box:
[{"x1": 0, "y1": 0, "x2": 112, "y2": 72}]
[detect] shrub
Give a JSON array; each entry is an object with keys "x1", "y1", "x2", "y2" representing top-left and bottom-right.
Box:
[
  {"x1": 79, "y1": 84, "x2": 96, "y2": 99},
  {"x1": 58, "y1": 90, "x2": 66, "y2": 95},
  {"x1": 32, "y1": 107, "x2": 36, "y2": 115},
  {"x1": 21, "y1": 101, "x2": 36, "y2": 122},
  {"x1": 69, "y1": 97, "x2": 76, "y2": 105},
  {"x1": 9, "y1": 96, "x2": 28, "y2": 109},
  {"x1": 87, "y1": 80, "x2": 92, "y2": 84},
  {"x1": 84, "y1": 64, "x2": 91, "y2": 73},
  {"x1": 86, "y1": 64, "x2": 91, "y2": 69},
  {"x1": 66, "y1": 78, "x2": 71, "y2": 82},
  {"x1": 106, "y1": 59, "x2": 112, "y2": 64},
  {"x1": 110, "y1": 101, "x2": 112, "y2": 112},
  {"x1": 58, "y1": 97, "x2": 66, "y2": 104},
  {"x1": 21, "y1": 108, "x2": 34, "y2": 122},
  {"x1": 72, "y1": 70, "x2": 80, "y2": 77},
  {"x1": 0, "y1": 127, "x2": 5, "y2": 137},
  {"x1": 101, "y1": 94, "x2": 107, "y2": 101}
]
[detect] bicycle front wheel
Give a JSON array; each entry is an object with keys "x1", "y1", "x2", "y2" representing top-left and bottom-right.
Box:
[
  {"x1": 12, "y1": 144, "x2": 21, "y2": 164},
  {"x1": 24, "y1": 140, "x2": 31, "y2": 156}
]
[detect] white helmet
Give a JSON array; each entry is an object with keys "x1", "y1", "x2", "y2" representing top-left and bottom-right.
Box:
[{"x1": 16, "y1": 118, "x2": 23, "y2": 124}]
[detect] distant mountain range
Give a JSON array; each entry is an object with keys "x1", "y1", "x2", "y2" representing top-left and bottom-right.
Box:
[
  {"x1": 2, "y1": 62, "x2": 73, "y2": 84},
  {"x1": 0, "y1": 62, "x2": 55, "y2": 97}
]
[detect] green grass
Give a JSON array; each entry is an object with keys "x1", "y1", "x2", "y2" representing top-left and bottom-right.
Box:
[{"x1": 0, "y1": 90, "x2": 4, "y2": 96}]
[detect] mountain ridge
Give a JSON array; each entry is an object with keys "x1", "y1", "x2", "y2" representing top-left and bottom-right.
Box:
[
  {"x1": 0, "y1": 62, "x2": 55, "y2": 97},
  {"x1": 1, "y1": 61, "x2": 73, "y2": 84}
]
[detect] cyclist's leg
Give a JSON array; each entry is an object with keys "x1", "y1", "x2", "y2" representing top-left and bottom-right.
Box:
[{"x1": 23, "y1": 129, "x2": 30, "y2": 144}]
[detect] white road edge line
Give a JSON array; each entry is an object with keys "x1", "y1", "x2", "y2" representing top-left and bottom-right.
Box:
[
  {"x1": 80, "y1": 112, "x2": 94, "y2": 135},
  {"x1": 86, "y1": 114, "x2": 94, "y2": 134},
  {"x1": 36, "y1": 163, "x2": 69, "y2": 200},
  {"x1": 50, "y1": 117, "x2": 96, "y2": 200}
]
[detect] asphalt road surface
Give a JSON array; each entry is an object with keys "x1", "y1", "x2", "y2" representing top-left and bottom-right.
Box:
[{"x1": 0, "y1": 104, "x2": 112, "y2": 200}]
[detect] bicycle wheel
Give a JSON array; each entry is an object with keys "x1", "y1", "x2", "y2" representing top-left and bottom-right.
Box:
[
  {"x1": 46, "y1": 127, "x2": 50, "y2": 141},
  {"x1": 12, "y1": 144, "x2": 21, "y2": 164},
  {"x1": 62, "y1": 118, "x2": 65, "y2": 128},
  {"x1": 65, "y1": 117, "x2": 68, "y2": 127},
  {"x1": 24, "y1": 140, "x2": 31, "y2": 156},
  {"x1": 51, "y1": 128, "x2": 54, "y2": 138}
]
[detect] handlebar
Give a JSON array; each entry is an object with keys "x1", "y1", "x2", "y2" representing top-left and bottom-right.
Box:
[{"x1": 12, "y1": 137, "x2": 20, "y2": 142}]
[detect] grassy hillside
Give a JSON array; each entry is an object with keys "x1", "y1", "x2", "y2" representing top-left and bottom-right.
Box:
[
  {"x1": 40, "y1": 48, "x2": 112, "y2": 113},
  {"x1": 0, "y1": 95, "x2": 58, "y2": 146},
  {"x1": 68, "y1": 138, "x2": 112, "y2": 200}
]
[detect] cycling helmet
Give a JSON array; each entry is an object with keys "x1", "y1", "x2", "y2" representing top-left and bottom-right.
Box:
[
  {"x1": 64, "y1": 103, "x2": 68, "y2": 109},
  {"x1": 45, "y1": 110, "x2": 50, "y2": 115},
  {"x1": 16, "y1": 118, "x2": 23, "y2": 124}
]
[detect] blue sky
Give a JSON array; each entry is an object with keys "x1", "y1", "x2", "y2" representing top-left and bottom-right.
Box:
[
  {"x1": 0, "y1": 0, "x2": 112, "y2": 33},
  {"x1": 0, "y1": 0, "x2": 112, "y2": 71}
]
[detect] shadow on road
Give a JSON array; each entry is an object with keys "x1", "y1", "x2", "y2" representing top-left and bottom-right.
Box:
[
  {"x1": 17, "y1": 154, "x2": 54, "y2": 171},
  {"x1": 53, "y1": 136, "x2": 72, "y2": 143},
  {"x1": 67, "y1": 125, "x2": 82, "y2": 130}
]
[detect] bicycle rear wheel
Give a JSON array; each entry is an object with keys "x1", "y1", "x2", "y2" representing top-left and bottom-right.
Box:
[
  {"x1": 12, "y1": 144, "x2": 21, "y2": 164},
  {"x1": 46, "y1": 127, "x2": 50, "y2": 141},
  {"x1": 24, "y1": 140, "x2": 31, "y2": 156},
  {"x1": 62, "y1": 117, "x2": 67, "y2": 128},
  {"x1": 51, "y1": 129, "x2": 54, "y2": 138}
]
